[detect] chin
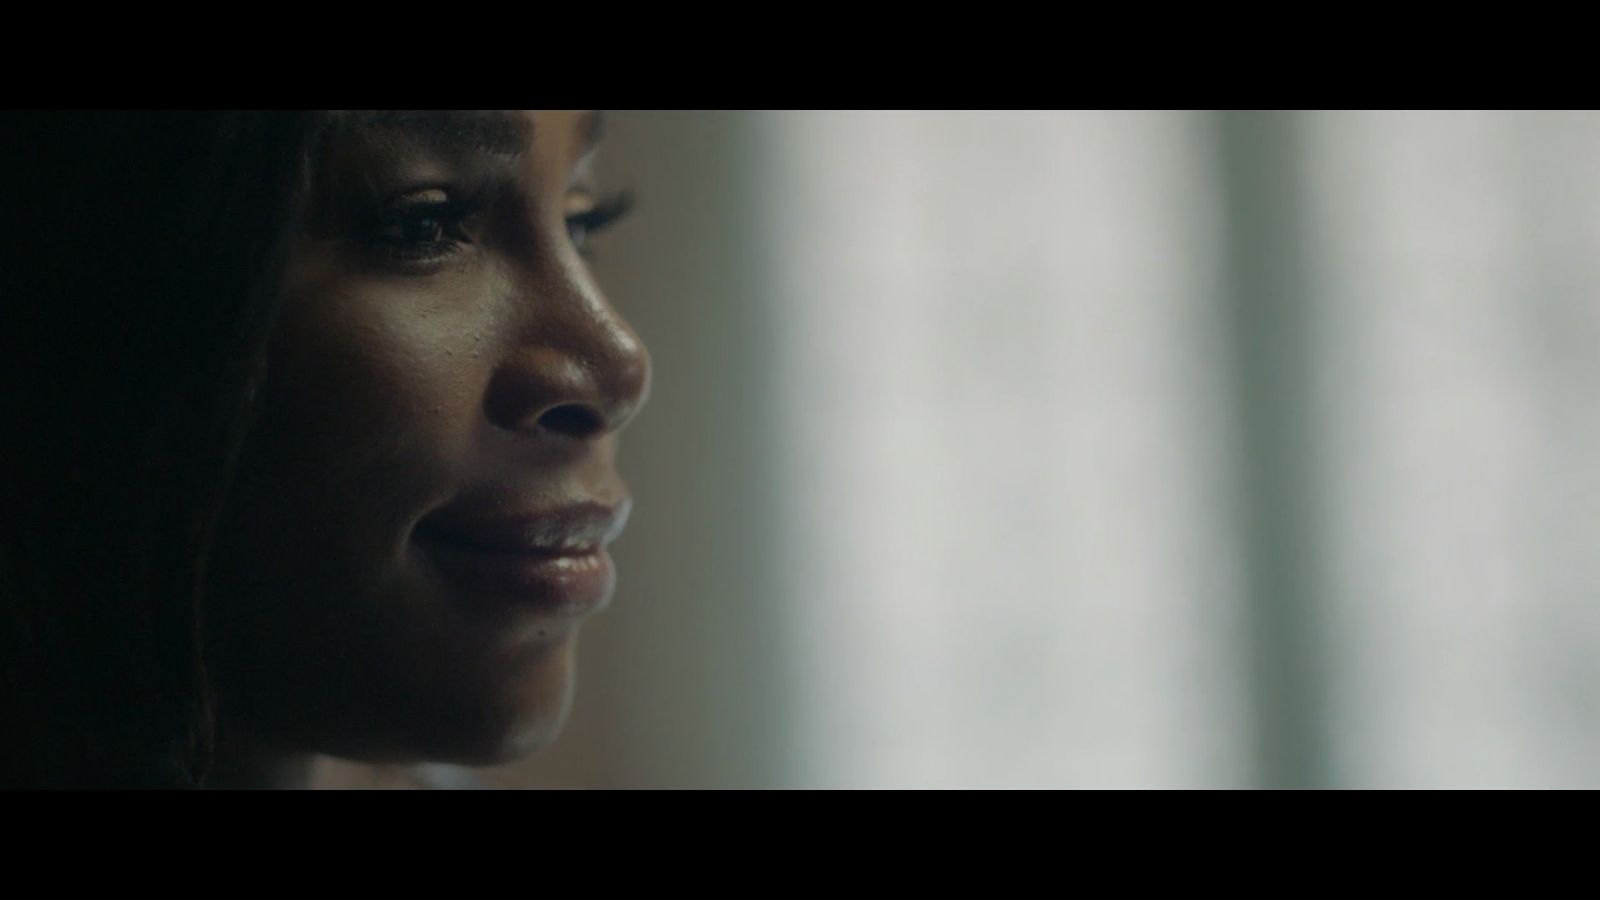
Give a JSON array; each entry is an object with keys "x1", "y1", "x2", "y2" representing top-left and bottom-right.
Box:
[{"x1": 406, "y1": 632, "x2": 581, "y2": 768}]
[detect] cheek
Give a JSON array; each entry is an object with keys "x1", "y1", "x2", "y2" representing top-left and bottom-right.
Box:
[
  {"x1": 233, "y1": 300, "x2": 462, "y2": 578},
  {"x1": 206, "y1": 262, "x2": 572, "y2": 763},
  {"x1": 276, "y1": 272, "x2": 489, "y2": 470}
]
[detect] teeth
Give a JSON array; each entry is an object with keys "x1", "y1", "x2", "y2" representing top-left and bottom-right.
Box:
[
  {"x1": 522, "y1": 526, "x2": 600, "y2": 553},
  {"x1": 534, "y1": 538, "x2": 593, "y2": 554}
]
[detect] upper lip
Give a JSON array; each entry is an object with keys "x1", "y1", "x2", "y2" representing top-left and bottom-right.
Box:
[{"x1": 413, "y1": 497, "x2": 632, "y2": 556}]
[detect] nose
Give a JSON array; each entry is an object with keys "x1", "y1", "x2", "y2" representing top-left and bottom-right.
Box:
[{"x1": 484, "y1": 284, "x2": 651, "y2": 441}]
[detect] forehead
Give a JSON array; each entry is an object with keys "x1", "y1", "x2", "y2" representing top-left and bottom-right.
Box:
[{"x1": 322, "y1": 110, "x2": 602, "y2": 169}]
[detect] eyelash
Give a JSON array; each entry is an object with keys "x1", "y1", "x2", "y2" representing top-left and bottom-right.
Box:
[
  {"x1": 363, "y1": 189, "x2": 634, "y2": 269},
  {"x1": 367, "y1": 194, "x2": 471, "y2": 265},
  {"x1": 566, "y1": 191, "x2": 634, "y2": 256}
]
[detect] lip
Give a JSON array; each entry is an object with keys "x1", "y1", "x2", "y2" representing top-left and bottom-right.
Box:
[{"x1": 413, "y1": 498, "x2": 631, "y2": 617}]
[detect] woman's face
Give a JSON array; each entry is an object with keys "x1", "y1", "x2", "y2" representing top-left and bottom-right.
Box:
[{"x1": 205, "y1": 111, "x2": 649, "y2": 765}]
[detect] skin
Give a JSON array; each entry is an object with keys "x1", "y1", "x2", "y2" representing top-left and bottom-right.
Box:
[{"x1": 202, "y1": 111, "x2": 649, "y2": 788}]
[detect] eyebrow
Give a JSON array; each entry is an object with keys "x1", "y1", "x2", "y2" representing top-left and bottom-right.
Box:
[{"x1": 325, "y1": 110, "x2": 532, "y2": 159}]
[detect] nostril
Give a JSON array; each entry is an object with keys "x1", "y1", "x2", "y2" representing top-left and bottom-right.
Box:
[{"x1": 536, "y1": 403, "x2": 605, "y2": 439}]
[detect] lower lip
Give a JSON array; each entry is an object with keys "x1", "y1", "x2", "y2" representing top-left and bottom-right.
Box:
[{"x1": 417, "y1": 541, "x2": 617, "y2": 617}]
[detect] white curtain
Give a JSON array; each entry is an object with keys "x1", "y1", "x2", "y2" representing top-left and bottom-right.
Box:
[
  {"x1": 747, "y1": 110, "x2": 1600, "y2": 789},
  {"x1": 1302, "y1": 111, "x2": 1600, "y2": 788}
]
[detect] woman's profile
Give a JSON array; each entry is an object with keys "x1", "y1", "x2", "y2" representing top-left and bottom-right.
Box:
[{"x1": 0, "y1": 110, "x2": 650, "y2": 788}]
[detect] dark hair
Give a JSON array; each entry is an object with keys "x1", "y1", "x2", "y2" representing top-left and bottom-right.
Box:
[{"x1": 0, "y1": 112, "x2": 320, "y2": 787}]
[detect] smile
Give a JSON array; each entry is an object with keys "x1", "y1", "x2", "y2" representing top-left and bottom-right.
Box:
[{"x1": 412, "y1": 500, "x2": 630, "y2": 617}]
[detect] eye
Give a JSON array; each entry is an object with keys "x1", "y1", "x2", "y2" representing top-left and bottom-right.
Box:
[
  {"x1": 379, "y1": 207, "x2": 445, "y2": 244},
  {"x1": 365, "y1": 188, "x2": 472, "y2": 266},
  {"x1": 564, "y1": 191, "x2": 633, "y2": 255}
]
